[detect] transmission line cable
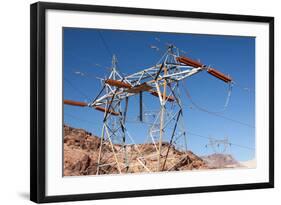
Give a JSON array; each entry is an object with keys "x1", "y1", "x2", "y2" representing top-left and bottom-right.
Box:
[
  {"x1": 182, "y1": 81, "x2": 255, "y2": 129},
  {"x1": 64, "y1": 77, "x2": 91, "y2": 101},
  {"x1": 186, "y1": 130, "x2": 255, "y2": 151},
  {"x1": 98, "y1": 30, "x2": 113, "y2": 58}
]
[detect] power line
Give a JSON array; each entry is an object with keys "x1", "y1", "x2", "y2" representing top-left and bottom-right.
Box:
[
  {"x1": 182, "y1": 81, "x2": 255, "y2": 129},
  {"x1": 207, "y1": 111, "x2": 255, "y2": 128},
  {"x1": 182, "y1": 79, "x2": 232, "y2": 113},
  {"x1": 233, "y1": 81, "x2": 254, "y2": 94},
  {"x1": 230, "y1": 143, "x2": 255, "y2": 151},
  {"x1": 185, "y1": 104, "x2": 255, "y2": 128},
  {"x1": 64, "y1": 77, "x2": 91, "y2": 101},
  {"x1": 98, "y1": 30, "x2": 113, "y2": 58},
  {"x1": 186, "y1": 130, "x2": 255, "y2": 151}
]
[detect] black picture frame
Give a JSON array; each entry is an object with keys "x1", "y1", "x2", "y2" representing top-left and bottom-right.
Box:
[{"x1": 30, "y1": 2, "x2": 274, "y2": 203}]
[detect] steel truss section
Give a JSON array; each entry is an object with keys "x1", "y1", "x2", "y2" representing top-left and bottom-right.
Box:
[
  {"x1": 94, "y1": 46, "x2": 194, "y2": 174},
  {"x1": 95, "y1": 55, "x2": 149, "y2": 175},
  {"x1": 90, "y1": 46, "x2": 204, "y2": 107}
]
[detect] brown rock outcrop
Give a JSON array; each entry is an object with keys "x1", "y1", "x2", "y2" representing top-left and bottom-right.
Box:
[{"x1": 63, "y1": 124, "x2": 207, "y2": 176}]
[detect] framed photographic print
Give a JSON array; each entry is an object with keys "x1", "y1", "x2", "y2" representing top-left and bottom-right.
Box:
[{"x1": 30, "y1": 2, "x2": 274, "y2": 203}]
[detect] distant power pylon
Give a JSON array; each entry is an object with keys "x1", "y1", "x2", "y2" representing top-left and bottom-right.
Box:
[{"x1": 205, "y1": 136, "x2": 232, "y2": 154}]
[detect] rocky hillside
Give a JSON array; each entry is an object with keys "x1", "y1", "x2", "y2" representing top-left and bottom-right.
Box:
[
  {"x1": 63, "y1": 124, "x2": 208, "y2": 176},
  {"x1": 201, "y1": 153, "x2": 242, "y2": 169},
  {"x1": 240, "y1": 159, "x2": 256, "y2": 168}
]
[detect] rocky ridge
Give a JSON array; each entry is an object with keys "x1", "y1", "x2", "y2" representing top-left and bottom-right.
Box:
[{"x1": 63, "y1": 124, "x2": 208, "y2": 176}]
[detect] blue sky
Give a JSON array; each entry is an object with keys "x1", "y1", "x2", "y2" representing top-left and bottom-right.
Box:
[{"x1": 63, "y1": 27, "x2": 255, "y2": 161}]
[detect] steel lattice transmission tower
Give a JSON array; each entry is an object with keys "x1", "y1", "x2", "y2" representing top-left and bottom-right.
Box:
[
  {"x1": 64, "y1": 44, "x2": 233, "y2": 174},
  {"x1": 205, "y1": 136, "x2": 232, "y2": 154}
]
